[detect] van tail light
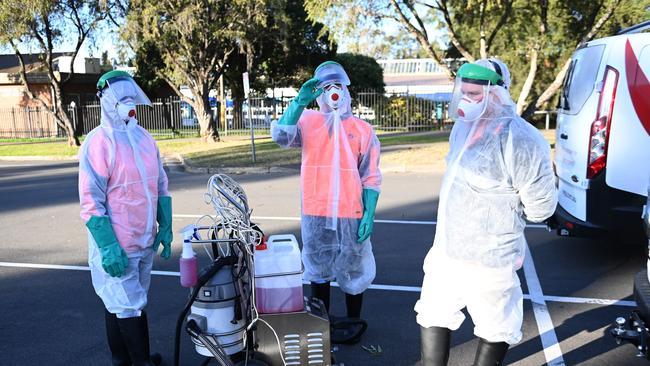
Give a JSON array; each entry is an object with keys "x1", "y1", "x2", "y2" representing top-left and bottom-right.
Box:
[{"x1": 587, "y1": 66, "x2": 619, "y2": 179}]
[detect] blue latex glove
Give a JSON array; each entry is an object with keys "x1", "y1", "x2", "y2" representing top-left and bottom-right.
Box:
[
  {"x1": 278, "y1": 78, "x2": 323, "y2": 125},
  {"x1": 153, "y1": 196, "x2": 172, "y2": 259},
  {"x1": 357, "y1": 189, "x2": 380, "y2": 243},
  {"x1": 86, "y1": 216, "x2": 129, "y2": 277}
]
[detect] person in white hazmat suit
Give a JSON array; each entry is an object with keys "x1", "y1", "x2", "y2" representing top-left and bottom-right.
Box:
[
  {"x1": 414, "y1": 59, "x2": 558, "y2": 366},
  {"x1": 271, "y1": 61, "x2": 382, "y2": 344},
  {"x1": 79, "y1": 71, "x2": 172, "y2": 366}
]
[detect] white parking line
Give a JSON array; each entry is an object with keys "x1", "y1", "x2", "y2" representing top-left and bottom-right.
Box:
[
  {"x1": 0, "y1": 261, "x2": 635, "y2": 308},
  {"x1": 523, "y1": 244, "x2": 566, "y2": 365},
  {"x1": 175, "y1": 214, "x2": 550, "y2": 228}
]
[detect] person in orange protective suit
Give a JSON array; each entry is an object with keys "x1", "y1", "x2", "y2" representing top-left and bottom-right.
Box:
[{"x1": 271, "y1": 61, "x2": 381, "y2": 344}]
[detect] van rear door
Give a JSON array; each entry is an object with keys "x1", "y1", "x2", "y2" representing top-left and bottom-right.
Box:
[
  {"x1": 605, "y1": 35, "x2": 650, "y2": 198},
  {"x1": 555, "y1": 44, "x2": 607, "y2": 221}
]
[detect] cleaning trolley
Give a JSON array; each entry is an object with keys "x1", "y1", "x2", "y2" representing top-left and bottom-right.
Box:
[{"x1": 173, "y1": 174, "x2": 337, "y2": 366}]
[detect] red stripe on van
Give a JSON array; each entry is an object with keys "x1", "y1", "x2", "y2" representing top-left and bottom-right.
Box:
[{"x1": 625, "y1": 39, "x2": 650, "y2": 136}]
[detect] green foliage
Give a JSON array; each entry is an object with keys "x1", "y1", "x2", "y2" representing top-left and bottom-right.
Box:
[
  {"x1": 132, "y1": 40, "x2": 167, "y2": 96},
  {"x1": 125, "y1": 0, "x2": 283, "y2": 139},
  {"x1": 0, "y1": 0, "x2": 103, "y2": 51},
  {"x1": 100, "y1": 50, "x2": 112, "y2": 72},
  {"x1": 305, "y1": 0, "x2": 650, "y2": 110},
  {"x1": 0, "y1": 0, "x2": 35, "y2": 43},
  {"x1": 334, "y1": 53, "x2": 385, "y2": 99},
  {"x1": 223, "y1": 0, "x2": 336, "y2": 103},
  {"x1": 257, "y1": 0, "x2": 337, "y2": 89},
  {"x1": 485, "y1": 0, "x2": 650, "y2": 105},
  {"x1": 304, "y1": 0, "x2": 424, "y2": 58},
  {"x1": 382, "y1": 95, "x2": 437, "y2": 128}
]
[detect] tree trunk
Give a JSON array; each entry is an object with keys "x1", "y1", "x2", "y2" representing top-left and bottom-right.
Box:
[
  {"x1": 64, "y1": 123, "x2": 79, "y2": 146},
  {"x1": 516, "y1": 47, "x2": 539, "y2": 115},
  {"x1": 231, "y1": 84, "x2": 245, "y2": 130},
  {"x1": 521, "y1": 0, "x2": 619, "y2": 119},
  {"x1": 521, "y1": 58, "x2": 571, "y2": 119},
  {"x1": 192, "y1": 97, "x2": 219, "y2": 143},
  {"x1": 479, "y1": 0, "x2": 488, "y2": 59},
  {"x1": 51, "y1": 109, "x2": 80, "y2": 146},
  {"x1": 53, "y1": 86, "x2": 80, "y2": 146}
]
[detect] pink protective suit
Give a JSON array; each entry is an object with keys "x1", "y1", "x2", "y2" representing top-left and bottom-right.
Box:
[
  {"x1": 79, "y1": 79, "x2": 168, "y2": 317},
  {"x1": 79, "y1": 108, "x2": 168, "y2": 253}
]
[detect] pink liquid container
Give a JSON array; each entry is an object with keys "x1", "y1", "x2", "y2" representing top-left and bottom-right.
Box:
[
  {"x1": 179, "y1": 237, "x2": 198, "y2": 288},
  {"x1": 180, "y1": 256, "x2": 198, "y2": 288},
  {"x1": 254, "y1": 234, "x2": 304, "y2": 314}
]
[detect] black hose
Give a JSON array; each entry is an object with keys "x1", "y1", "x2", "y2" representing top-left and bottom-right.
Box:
[{"x1": 174, "y1": 256, "x2": 237, "y2": 366}]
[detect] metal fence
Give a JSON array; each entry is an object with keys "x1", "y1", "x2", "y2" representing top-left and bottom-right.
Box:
[
  {"x1": 4, "y1": 90, "x2": 538, "y2": 140},
  {"x1": 69, "y1": 96, "x2": 282, "y2": 138},
  {"x1": 0, "y1": 107, "x2": 61, "y2": 138},
  {"x1": 354, "y1": 91, "x2": 450, "y2": 131},
  {"x1": 70, "y1": 97, "x2": 205, "y2": 138}
]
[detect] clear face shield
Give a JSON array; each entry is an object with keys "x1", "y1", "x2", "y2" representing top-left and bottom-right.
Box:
[
  {"x1": 314, "y1": 62, "x2": 351, "y2": 89},
  {"x1": 448, "y1": 78, "x2": 492, "y2": 122},
  {"x1": 100, "y1": 77, "x2": 152, "y2": 123},
  {"x1": 314, "y1": 61, "x2": 352, "y2": 114}
]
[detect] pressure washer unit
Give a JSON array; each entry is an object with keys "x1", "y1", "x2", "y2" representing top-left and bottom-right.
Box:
[{"x1": 173, "y1": 174, "x2": 336, "y2": 366}]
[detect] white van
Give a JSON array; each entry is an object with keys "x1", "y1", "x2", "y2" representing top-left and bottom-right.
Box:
[{"x1": 552, "y1": 21, "x2": 650, "y2": 238}]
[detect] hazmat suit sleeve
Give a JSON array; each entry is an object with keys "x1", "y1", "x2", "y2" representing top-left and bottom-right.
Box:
[
  {"x1": 358, "y1": 126, "x2": 382, "y2": 192},
  {"x1": 78, "y1": 133, "x2": 111, "y2": 222},
  {"x1": 156, "y1": 147, "x2": 169, "y2": 196},
  {"x1": 271, "y1": 118, "x2": 303, "y2": 148},
  {"x1": 507, "y1": 122, "x2": 558, "y2": 223}
]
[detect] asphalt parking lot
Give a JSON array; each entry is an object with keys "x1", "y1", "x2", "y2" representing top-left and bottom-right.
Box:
[{"x1": 0, "y1": 160, "x2": 647, "y2": 366}]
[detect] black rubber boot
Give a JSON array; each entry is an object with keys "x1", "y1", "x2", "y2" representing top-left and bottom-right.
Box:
[
  {"x1": 345, "y1": 292, "x2": 363, "y2": 318},
  {"x1": 472, "y1": 338, "x2": 509, "y2": 366},
  {"x1": 416, "y1": 326, "x2": 451, "y2": 366},
  {"x1": 116, "y1": 311, "x2": 162, "y2": 366},
  {"x1": 104, "y1": 309, "x2": 131, "y2": 366},
  {"x1": 330, "y1": 292, "x2": 367, "y2": 345},
  {"x1": 311, "y1": 282, "x2": 331, "y2": 312}
]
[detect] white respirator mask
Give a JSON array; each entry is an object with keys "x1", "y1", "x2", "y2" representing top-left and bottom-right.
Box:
[
  {"x1": 456, "y1": 95, "x2": 488, "y2": 122},
  {"x1": 323, "y1": 83, "x2": 343, "y2": 110},
  {"x1": 115, "y1": 100, "x2": 137, "y2": 123}
]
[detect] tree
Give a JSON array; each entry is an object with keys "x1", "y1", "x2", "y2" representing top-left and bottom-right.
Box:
[
  {"x1": 305, "y1": 0, "x2": 649, "y2": 119},
  {"x1": 125, "y1": 0, "x2": 282, "y2": 142},
  {"x1": 100, "y1": 50, "x2": 113, "y2": 72},
  {"x1": 131, "y1": 40, "x2": 168, "y2": 97},
  {"x1": 259, "y1": 0, "x2": 337, "y2": 88},
  {"x1": 221, "y1": 0, "x2": 336, "y2": 128},
  {"x1": 334, "y1": 53, "x2": 385, "y2": 99},
  {"x1": 519, "y1": 0, "x2": 650, "y2": 117},
  {"x1": 0, "y1": 0, "x2": 108, "y2": 146}
]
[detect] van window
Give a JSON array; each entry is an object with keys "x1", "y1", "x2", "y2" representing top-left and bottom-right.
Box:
[{"x1": 558, "y1": 44, "x2": 605, "y2": 115}]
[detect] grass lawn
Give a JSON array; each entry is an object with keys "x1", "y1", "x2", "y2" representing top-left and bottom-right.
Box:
[
  {"x1": 0, "y1": 129, "x2": 557, "y2": 169},
  {"x1": 0, "y1": 142, "x2": 80, "y2": 156}
]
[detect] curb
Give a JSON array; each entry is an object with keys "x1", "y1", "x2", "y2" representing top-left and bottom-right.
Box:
[
  {"x1": 0, "y1": 155, "x2": 78, "y2": 161},
  {"x1": 0, "y1": 154, "x2": 440, "y2": 174},
  {"x1": 380, "y1": 163, "x2": 442, "y2": 173},
  {"x1": 176, "y1": 154, "x2": 299, "y2": 175},
  {"x1": 182, "y1": 165, "x2": 299, "y2": 175}
]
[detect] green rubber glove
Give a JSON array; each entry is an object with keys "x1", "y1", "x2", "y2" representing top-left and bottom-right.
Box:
[
  {"x1": 357, "y1": 189, "x2": 380, "y2": 243},
  {"x1": 278, "y1": 77, "x2": 323, "y2": 126},
  {"x1": 153, "y1": 196, "x2": 172, "y2": 259},
  {"x1": 86, "y1": 216, "x2": 129, "y2": 277}
]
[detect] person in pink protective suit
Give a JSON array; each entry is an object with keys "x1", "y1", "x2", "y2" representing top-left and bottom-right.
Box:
[
  {"x1": 78, "y1": 70, "x2": 172, "y2": 366},
  {"x1": 271, "y1": 61, "x2": 382, "y2": 344}
]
